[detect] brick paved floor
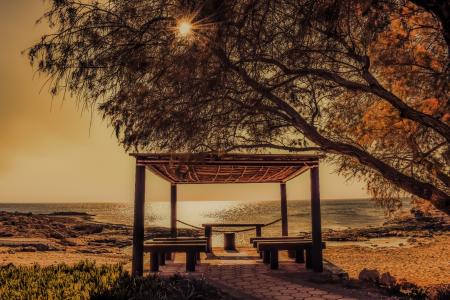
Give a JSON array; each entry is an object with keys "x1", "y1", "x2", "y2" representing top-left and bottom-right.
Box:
[{"x1": 145, "y1": 247, "x2": 395, "y2": 300}]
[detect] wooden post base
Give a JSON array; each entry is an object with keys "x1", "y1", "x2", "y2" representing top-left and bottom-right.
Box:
[
  {"x1": 186, "y1": 251, "x2": 197, "y2": 272},
  {"x1": 295, "y1": 249, "x2": 305, "y2": 263},
  {"x1": 150, "y1": 252, "x2": 159, "y2": 272},
  {"x1": 224, "y1": 232, "x2": 236, "y2": 250},
  {"x1": 305, "y1": 248, "x2": 312, "y2": 269},
  {"x1": 263, "y1": 251, "x2": 270, "y2": 264},
  {"x1": 270, "y1": 250, "x2": 279, "y2": 269}
]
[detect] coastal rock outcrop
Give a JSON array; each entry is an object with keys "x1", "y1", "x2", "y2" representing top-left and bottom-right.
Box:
[{"x1": 358, "y1": 268, "x2": 380, "y2": 283}]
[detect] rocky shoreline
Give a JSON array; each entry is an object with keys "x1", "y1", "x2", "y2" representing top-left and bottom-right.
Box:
[
  {"x1": 299, "y1": 201, "x2": 449, "y2": 245},
  {"x1": 0, "y1": 200, "x2": 448, "y2": 253},
  {"x1": 0, "y1": 211, "x2": 200, "y2": 254}
]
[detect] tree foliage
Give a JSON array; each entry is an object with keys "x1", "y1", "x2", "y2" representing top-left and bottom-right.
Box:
[{"x1": 28, "y1": 0, "x2": 449, "y2": 211}]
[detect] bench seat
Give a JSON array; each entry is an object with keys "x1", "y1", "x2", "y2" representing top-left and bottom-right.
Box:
[
  {"x1": 250, "y1": 236, "x2": 307, "y2": 243},
  {"x1": 252, "y1": 239, "x2": 313, "y2": 248},
  {"x1": 144, "y1": 243, "x2": 207, "y2": 272},
  {"x1": 256, "y1": 240, "x2": 326, "y2": 270},
  {"x1": 153, "y1": 237, "x2": 207, "y2": 241},
  {"x1": 256, "y1": 241, "x2": 326, "y2": 250}
]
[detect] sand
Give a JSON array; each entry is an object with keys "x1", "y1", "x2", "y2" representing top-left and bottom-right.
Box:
[{"x1": 324, "y1": 234, "x2": 450, "y2": 287}]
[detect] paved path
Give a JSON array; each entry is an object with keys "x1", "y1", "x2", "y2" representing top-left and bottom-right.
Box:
[{"x1": 146, "y1": 247, "x2": 394, "y2": 300}]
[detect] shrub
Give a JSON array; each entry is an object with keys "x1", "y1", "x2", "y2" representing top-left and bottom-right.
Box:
[{"x1": 0, "y1": 261, "x2": 232, "y2": 300}]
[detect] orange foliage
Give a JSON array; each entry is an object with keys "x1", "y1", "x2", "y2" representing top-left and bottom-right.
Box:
[{"x1": 356, "y1": 96, "x2": 445, "y2": 147}]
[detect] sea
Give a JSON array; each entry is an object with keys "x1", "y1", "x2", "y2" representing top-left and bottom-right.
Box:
[{"x1": 0, "y1": 199, "x2": 411, "y2": 246}]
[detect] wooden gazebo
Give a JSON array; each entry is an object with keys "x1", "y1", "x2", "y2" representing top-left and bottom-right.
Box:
[{"x1": 129, "y1": 153, "x2": 324, "y2": 276}]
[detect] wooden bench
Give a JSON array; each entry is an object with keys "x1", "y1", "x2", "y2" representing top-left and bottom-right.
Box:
[
  {"x1": 250, "y1": 236, "x2": 308, "y2": 258},
  {"x1": 203, "y1": 223, "x2": 265, "y2": 252},
  {"x1": 144, "y1": 243, "x2": 207, "y2": 272},
  {"x1": 256, "y1": 241, "x2": 326, "y2": 270},
  {"x1": 151, "y1": 237, "x2": 207, "y2": 260},
  {"x1": 253, "y1": 239, "x2": 312, "y2": 265}
]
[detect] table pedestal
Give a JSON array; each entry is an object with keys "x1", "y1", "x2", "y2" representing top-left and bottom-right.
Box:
[{"x1": 224, "y1": 232, "x2": 236, "y2": 250}]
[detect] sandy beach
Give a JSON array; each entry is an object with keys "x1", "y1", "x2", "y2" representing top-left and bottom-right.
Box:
[{"x1": 0, "y1": 203, "x2": 448, "y2": 295}]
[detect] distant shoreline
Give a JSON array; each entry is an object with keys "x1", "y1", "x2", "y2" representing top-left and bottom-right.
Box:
[{"x1": 0, "y1": 197, "x2": 411, "y2": 204}]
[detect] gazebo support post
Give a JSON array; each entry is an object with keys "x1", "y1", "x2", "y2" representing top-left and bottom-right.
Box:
[
  {"x1": 281, "y1": 182, "x2": 294, "y2": 257},
  {"x1": 132, "y1": 163, "x2": 146, "y2": 277},
  {"x1": 280, "y1": 183, "x2": 288, "y2": 236},
  {"x1": 310, "y1": 166, "x2": 323, "y2": 272},
  {"x1": 170, "y1": 184, "x2": 177, "y2": 237}
]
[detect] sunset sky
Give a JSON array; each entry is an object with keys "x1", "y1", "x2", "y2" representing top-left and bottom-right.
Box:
[{"x1": 0, "y1": 1, "x2": 369, "y2": 203}]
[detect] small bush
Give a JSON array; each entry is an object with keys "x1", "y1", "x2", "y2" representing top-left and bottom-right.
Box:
[{"x1": 0, "y1": 261, "x2": 232, "y2": 300}]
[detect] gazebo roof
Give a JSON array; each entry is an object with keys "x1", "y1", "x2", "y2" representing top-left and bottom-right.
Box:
[{"x1": 130, "y1": 153, "x2": 321, "y2": 184}]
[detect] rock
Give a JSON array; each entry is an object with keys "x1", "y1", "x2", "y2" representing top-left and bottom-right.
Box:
[
  {"x1": 343, "y1": 278, "x2": 362, "y2": 289},
  {"x1": 33, "y1": 243, "x2": 60, "y2": 251},
  {"x1": 77, "y1": 248, "x2": 109, "y2": 254},
  {"x1": 380, "y1": 272, "x2": 397, "y2": 287},
  {"x1": 49, "y1": 231, "x2": 67, "y2": 239},
  {"x1": 425, "y1": 284, "x2": 450, "y2": 300},
  {"x1": 59, "y1": 238, "x2": 77, "y2": 246},
  {"x1": 18, "y1": 246, "x2": 37, "y2": 252},
  {"x1": 72, "y1": 224, "x2": 104, "y2": 234},
  {"x1": 358, "y1": 268, "x2": 380, "y2": 283}
]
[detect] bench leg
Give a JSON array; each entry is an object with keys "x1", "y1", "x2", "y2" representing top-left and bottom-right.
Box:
[
  {"x1": 295, "y1": 249, "x2": 305, "y2": 263},
  {"x1": 305, "y1": 248, "x2": 312, "y2": 269},
  {"x1": 205, "y1": 226, "x2": 212, "y2": 253},
  {"x1": 150, "y1": 252, "x2": 160, "y2": 272},
  {"x1": 256, "y1": 225, "x2": 262, "y2": 237},
  {"x1": 196, "y1": 251, "x2": 201, "y2": 264},
  {"x1": 259, "y1": 251, "x2": 263, "y2": 258},
  {"x1": 165, "y1": 252, "x2": 172, "y2": 260},
  {"x1": 159, "y1": 252, "x2": 166, "y2": 266},
  {"x1": 263, "y1": 251, "x2": 270, "y2": 264},
  {"x1": 186, "y1": 251, "x2": 197, "y2": 272},
  {"x1": 270, "y1": 250, "x2": 279, "y2": 269}
]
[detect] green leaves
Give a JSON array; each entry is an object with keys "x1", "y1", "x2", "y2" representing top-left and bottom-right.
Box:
[{"x1": 0, "y1": 261, "x2": 232, "y2": 300}]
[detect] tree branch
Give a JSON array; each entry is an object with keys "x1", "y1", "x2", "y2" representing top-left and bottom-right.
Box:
[{"x1": 217, "y1": 48, "x2": 450, "y2": 209}]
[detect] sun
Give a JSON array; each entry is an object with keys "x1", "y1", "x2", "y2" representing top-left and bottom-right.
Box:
[
  {"x1": 172, "y1": 12, "x2": 217, "y2": 43},
  {"x1": 178, "y1": 21, "x2": 193, "y2": 37}
]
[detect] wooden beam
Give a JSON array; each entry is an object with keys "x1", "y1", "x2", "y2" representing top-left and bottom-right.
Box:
[
  {"x1": 132, "y1": 163, "x2": 146, "y2": 276},
  {"x1": 139, "y1": 160, "x2": 320, "y2": 166},
  {"x1": 282, "y1": 165, "x2": 310, "y2": 182},
  {"x1": 280, "y1": 183, "x2": 288, "y2": 236},
  {"x1": 170, "y1": 184, "x2": 177, "y2": 237},
  {"x1": 310, "y1": 167, "x2": 323, "y2": 272},
  {"x1": 146, "y1": 166, "x2": 175, "y2": 183}
]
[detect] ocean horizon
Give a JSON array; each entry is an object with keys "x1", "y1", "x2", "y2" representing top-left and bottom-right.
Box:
[{"x1": 0, "y1": 199, "x2": 411, "y2": 246}]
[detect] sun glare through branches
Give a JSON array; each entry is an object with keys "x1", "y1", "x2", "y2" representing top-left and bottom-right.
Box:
[{"x1": 172, "y1": 10, "x2": 218, "y2": 45}]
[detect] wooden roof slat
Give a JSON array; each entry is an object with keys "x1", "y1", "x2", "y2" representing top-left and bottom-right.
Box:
[
  {"x1": 257, "y1": 167, "x2": 272, "y2": 183},
  {"x1": 213, "y1": 166, "x2": 221, "y2": 182},
  {"x1": 133, "y1": 153, "x2": 321, "y2": 184},
  {"x1": 234, "y1": 166, "x2": 247, "y2": 183}
]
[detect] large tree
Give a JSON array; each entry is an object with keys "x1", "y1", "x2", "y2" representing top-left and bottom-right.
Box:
[{"x1": 28, "y1": 0, "x2": 449, "y2": 211}]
